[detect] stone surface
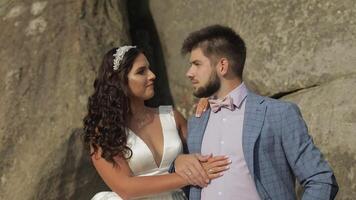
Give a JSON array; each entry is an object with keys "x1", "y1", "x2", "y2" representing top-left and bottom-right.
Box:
[
  {"x1": 283, "y1": 76, "x2": 356, "y2": 199},
  {"x1": 0, "y1": 0, "x2": 128, "y2": 199},
  {"x1": 1, "y1": 0, "x2": 355, "y2": 199},
  {"x1": 148, "y1": 1, "x2": 356, "y2": 199},
  {"x1": 149, "y1": 0, "x2": 356, "y2": 110}
]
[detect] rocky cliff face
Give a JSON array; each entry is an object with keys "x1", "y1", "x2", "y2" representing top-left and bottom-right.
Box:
[
  {"x1": 1, "y1": 0, "x2": 355, "y2": 199},
  {"x1": 283, "y1": 76, "x2": 356, "y2": 199},
  {"x1": 148, "y1": 0, "x2": 356, "y2": 199},
  {"x1": 0, "y1": 0, "x2": 129, "y2": 199}
]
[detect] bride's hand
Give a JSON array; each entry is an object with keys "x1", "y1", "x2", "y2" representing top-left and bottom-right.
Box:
[
  {"x1": 200, "y1": 155, "x2": 231, "y2": 180},
  {"x1": 195, "y1": 98, "x2": 209, "y2": 117},
  {"x1": 174, "y1": 154, "x2": 210, "y2": 187}
]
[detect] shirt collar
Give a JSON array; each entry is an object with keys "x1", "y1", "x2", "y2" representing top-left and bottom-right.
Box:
[
  {"x1": 228, "y1": 82, "x2": 248, "y2": 109},
  {"x1": 209, "y1": 82, "x2": 248, "y2": 109}
]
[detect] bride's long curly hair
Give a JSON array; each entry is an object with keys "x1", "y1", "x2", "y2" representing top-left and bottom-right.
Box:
[{"x1": 83, "y1": 47, "x2": 144, "y2": 165}]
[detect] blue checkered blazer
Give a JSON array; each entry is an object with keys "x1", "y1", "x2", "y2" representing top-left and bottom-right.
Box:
[{"x1": 187, "y1": 92, "x2": 338, "y2": 200}]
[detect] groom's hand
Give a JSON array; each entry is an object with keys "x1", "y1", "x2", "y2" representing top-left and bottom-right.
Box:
[{"x1": 174, "y1": 154, "x2": 210, "y2": 187}]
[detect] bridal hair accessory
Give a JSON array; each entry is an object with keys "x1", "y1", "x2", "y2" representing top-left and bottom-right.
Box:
[{"x1": 113, "y1": 45, "x2": 136, "y2": 71}]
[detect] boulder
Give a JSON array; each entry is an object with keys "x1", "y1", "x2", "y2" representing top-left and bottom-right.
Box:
[
  {"x1": 148, "y1": 1, "x2": 356, "y2": 199},
  {"x1": 283, "y1": 76, "x2": 356, "y2": 198},
  {"x1": 148, "y1": 0, "x2": 356, "y2": 109},
  {"x1": 0, "y1": 0, "x2": 129, "y2": 199}
]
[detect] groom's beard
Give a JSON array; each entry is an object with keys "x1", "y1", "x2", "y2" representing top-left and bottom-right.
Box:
[{"x1": 193, "y1": 71, "x2": 221, "y2": 98}]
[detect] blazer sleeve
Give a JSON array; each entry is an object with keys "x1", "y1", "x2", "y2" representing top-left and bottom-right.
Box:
[{"x1": 281, "y1": 103, "x2": 338, "y2": 200}]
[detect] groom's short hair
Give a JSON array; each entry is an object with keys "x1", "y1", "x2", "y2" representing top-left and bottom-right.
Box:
[{"x1": 181, "y1": 24, "x2": 246, "y2": 78}]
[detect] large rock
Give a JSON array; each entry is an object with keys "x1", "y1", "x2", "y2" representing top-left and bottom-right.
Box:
[
  {"x1": 148, "y1": 1, "x2": 355, "y2": 199},
  {"x1": 149, "y1": 0, "x2": 356, "y2": 110},
  {"x1": 283, "y1": 76, "x2": 356, "y2": 199},
  {"x1": 0, "y1": 0, "x2": 129, "y2": 199},
  {"x1": 1, "y1": 0, "x2": 355, "y2": 199}
]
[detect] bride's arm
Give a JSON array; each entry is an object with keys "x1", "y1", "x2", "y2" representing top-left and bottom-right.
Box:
[
  {"x1": 172, "y1": 106, "x2": 230, "y2": 185},
  {"x1": 173, "y1": 108, "x2": 212, "y2": 186},
  {"x1": 92, "y1": 150, "x2": 188, "y2": 200}
]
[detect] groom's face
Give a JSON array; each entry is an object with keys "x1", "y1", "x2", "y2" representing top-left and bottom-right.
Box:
[{"x1": 186, "y1": 48, "x2": 221, "y2": 98}]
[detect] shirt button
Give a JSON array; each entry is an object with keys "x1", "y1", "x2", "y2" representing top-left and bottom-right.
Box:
[
  {"x1": 218, "y1": 191, "x2": 223, "y2": 196},
  {"x1": 222, "y1": 118, "x2": 227, "y2": 122},
  {"x1": 220, "y1": 141, "x2": 225, "y2": 145}
]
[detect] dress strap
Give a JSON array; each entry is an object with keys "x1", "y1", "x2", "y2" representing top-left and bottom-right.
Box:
[
  {"x1": 159, "y1": 105, "x2": 173, "y2": 113},
  {"x1": 159, "y1": 105, "x2": 177, "y2": 128},
  {"x1": 158, "y1": 105, "x2": 181, "y2": 169}
]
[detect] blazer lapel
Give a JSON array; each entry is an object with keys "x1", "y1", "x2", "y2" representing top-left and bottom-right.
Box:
[
  {"x1": 242, "y1": 92, "x2": 267, "y2": 178},
  {"x1": 187, "y1": 108, "x2": 211, "y2": 153}
]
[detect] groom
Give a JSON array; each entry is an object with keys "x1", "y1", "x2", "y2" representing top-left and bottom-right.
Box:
[{"x1": 178, "y1": 25, "x2": 338, "y2": 200}]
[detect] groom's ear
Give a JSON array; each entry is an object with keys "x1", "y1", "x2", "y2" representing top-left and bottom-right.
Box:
[{"x1": 217, "y1": 58, "x2": 229, "y2": 76}]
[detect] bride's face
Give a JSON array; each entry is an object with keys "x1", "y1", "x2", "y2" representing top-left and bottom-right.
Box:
[{"x1": 127, "y1": 53, "x2": 156, "y2": 100}]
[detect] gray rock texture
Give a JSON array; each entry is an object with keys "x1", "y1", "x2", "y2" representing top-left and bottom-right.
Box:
[
  {"x1": 149, "y1": 0, "x2": 356, "y2": 109},
  {"x1": 283, "y1": 76, "x2": 356, "y2": 198},
  {"x1": 148, "y1": 1, "x2": 356, "y2": 199},
  {"x1": 1, "y1": 0, "x2": 355, "y2": 199},
  {"x1": 0, "y1": 0, "x2": 128, "y2": 199}
]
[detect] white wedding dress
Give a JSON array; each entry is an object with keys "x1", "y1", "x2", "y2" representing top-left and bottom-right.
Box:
[{"x1": 92, "y1": 106, "x2": 187, "y2": 200}]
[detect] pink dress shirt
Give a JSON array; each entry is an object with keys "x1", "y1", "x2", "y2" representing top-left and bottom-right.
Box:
[{"x1": 201, "y1": 83, "x2": 261, "y2": 200}]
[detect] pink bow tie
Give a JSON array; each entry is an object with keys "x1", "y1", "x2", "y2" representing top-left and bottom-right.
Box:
[{"x1": 208, "y1": 96, "x2": 234, "y2": 113}]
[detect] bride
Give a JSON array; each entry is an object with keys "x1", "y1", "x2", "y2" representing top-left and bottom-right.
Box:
[{"x1": 83, "y1": 46, "x2": 231, "y2": 200}]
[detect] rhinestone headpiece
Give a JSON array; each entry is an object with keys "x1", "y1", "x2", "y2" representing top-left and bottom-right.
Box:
[{"x1": 113, "y1": 45, "x2": 136, "y2": 71}]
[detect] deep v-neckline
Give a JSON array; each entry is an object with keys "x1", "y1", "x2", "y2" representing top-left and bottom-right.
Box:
[{"x1": 128, "y1": 109, "x2": 166, "y2": 168}]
